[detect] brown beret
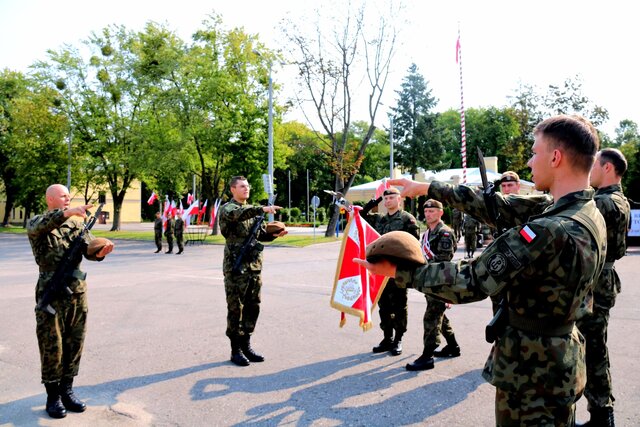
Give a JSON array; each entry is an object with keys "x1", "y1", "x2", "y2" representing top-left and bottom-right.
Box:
[
  {"x1": 366, "y1": 230, "x2": 426, "y2": 268},
  {"x1": 500, "y1": 171, "x2": 519, "y2": 183},
  {"x1": 266, "y1": 221, "x2": 286, "y2": 234},
  {"x1": 87, "y1": 237, "x2": 113, "y2": 256},
  {"x1": 423, "y1": 199, "x2": 443, "y2": 210},
  {"x1": 382, "y1": 187, "x2": 401, "y2": 196}
]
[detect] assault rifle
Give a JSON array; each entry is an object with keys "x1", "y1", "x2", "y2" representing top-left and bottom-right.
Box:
[
  {"x1": 36, "y1": 203, "x2": 104, "y2": 315},
  {"x1": 477, "y1": 148, "x2": 508, "y2": 343},
  {"x1": 231, "y1": 195, "x2": 275, "y2": 274}
]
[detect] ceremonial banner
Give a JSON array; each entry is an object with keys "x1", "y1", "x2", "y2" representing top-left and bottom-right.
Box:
[
  {"x1": 330, "y1": 206, "x2": 388, "y2": 331},
  {"x1": 374, "y1": 179, "x2": 389, "y2": 199},
  {"x1": 147, "y1": 192, "x2": 158, "y2": 205}
]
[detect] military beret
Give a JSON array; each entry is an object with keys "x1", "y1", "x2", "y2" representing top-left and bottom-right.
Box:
[
  {"x1": 500, "y1": 171, "x2": 520, "y2": 183},
  {"x1": 266, "y1": 221, "x2": 286, "y2": 234},
  {"x1": 366, "y1": 230, "x2": 426, "y2": 268},
  {"x1": 423, "y1": 199, "x2": 443, "y2": 210},
  {"x1": 87, "y1": 237, "x2": 113, "y2": 256},
  {"x1": 383, "y1": 187, "x2": 401, "y2": 196}
]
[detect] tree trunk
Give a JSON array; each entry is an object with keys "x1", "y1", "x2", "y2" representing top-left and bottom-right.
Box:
[{"x1": 109, "y1": 191, "x2": 126, "y2": 231}]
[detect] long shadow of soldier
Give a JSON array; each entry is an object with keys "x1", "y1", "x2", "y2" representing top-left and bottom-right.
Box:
[
  {"x1": 191, "y1": 353, "x2": 484, "y2": 426},
  {"x1": 0, "y1": 361, "x2": 225, "y2": 426}
]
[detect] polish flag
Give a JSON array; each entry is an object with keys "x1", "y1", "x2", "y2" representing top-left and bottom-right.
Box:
[
  {"x1": 197, "y1": 199, "x2": 208, "y2": 224},
  {"x1": 374, "y1": 179, "x2": 390, "y2": 199},
  {"x1": 520, "y1": 225, "x2": 537, "y2": 243},
  {"x1": 147, "y1": 192, "x2": 158, "y2": 205},
  {"x1": 330, "y1": 206, "x2": 388, "y2": 331},
  {"x1": 209, "y1": 199, "x2": 222, "y2": 228},
  {"x1": 187, "y1": 193, "x2": 194, "y2": 205}
]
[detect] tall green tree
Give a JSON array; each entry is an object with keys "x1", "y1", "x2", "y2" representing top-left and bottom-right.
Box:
[{"x1": 614, "y1": 120, "x2": 640, "y2": 202}]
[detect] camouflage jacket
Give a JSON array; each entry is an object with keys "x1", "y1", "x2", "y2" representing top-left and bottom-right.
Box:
[
  {"x1": 462, "y1": 215, "x2": 481, "y2": 235},
  {"x1": 153, "y1": 218, "x2": 163, "y2": 233},
  {"x1": 164, "y1": 218, "x2": 175, "y2": 237},
  {"x1": 174, "y1": 217, "x2": 184, "y2": 236},
  {"x1": 593, "y1": 184, "x2": 630, "y2": 308},
  {"x1": 219, "y1": 199, "x2": 276, "y2": 274},
  {"x1": 362, "y1": 210, "x2": 420, "y2": 239},
  {"x1": 395, "y1": 188, "x2": 606, "y2": 397},
  {"x1": 422, "y1": 221, "x2": 456, "y2": 262},
  {"x1": 27, "y1": 209, "x2": 102, "y2": 294}
]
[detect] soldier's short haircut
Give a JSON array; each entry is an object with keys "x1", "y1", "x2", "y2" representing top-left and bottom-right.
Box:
[
  {"x1": 599, "y1": 148, "x2": 628, "y2": 177},
  {"x1": 534, "y1": 115, "x2": 599, "y2": 174},
  {"x1": 229, "y1": 176, "x2": 247, "y2": 188}
]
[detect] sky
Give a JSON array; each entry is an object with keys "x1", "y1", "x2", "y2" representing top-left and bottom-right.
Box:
[{"x1": 1, "y1": 0, "x2": 638, "y2": 137}]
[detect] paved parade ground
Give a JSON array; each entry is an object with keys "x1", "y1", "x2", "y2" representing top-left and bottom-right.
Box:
[{"x1": 1, "y1": 232, "x2": 639, "y2": 426}]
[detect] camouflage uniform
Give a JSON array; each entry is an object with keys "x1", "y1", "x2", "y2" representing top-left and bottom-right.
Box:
[
  {"x1": 394, "y1": 181, "x2": 606, "y2": 426},
  {"x1": 363, "y1": 210, "x2": 420, "y2": 341},
  {"x1": 451, "y1": 208, "x2": 463, "y2": 241},
  {"x1": 576, "y1": 184, "x2": 630, "y2": 413},
  {"x1": 174, "y1": 216, "x2": 185, "y2": 253},
  {"x1": 164, "y1": 217, "x2": 175, "y2": 253},
  {"x1": 219, "y1": 199, "x2": 276, "y2": 340},
  {"x1": 421, "y1": 221, "x2": 457, "y2": 354},
  {"x1": 27, "y1": 209, "x2": 103, "y2": 384},
  {"x1": 153, "y1": 216, "x2": 163, "y2": 252},
  {"x1": 463, "y1": 215, "x2": 481, "y2": 257}
]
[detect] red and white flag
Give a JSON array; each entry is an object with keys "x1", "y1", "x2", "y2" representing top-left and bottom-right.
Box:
[
  {"x1": 374, "y1": 179, "x2": 390, "y2": 199},
  {"x1": 187, "y1": 193, "x2": 194, "y2": 205},
  {"x1": 330, "y1": 206, "x2": 388, "y2": 331},
  {"x1": 182, "y1": 199, "x2": 199, "y2": 226},
  {"x1": 421, "y1": 232, "x2": 434, "y2": 260},
  {"x1": 197, "y1": 199, "x2": 208, "y2": 224},
  {"x1": 147, "y1": 192, "x2": 158, "y2": 205},
  {"x1": 209, "y1": 198, "x2": 222, "y2": 228}
]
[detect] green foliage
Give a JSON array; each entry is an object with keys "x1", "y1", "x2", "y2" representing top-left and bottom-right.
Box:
[{"x1": 289, "y1": 207, "x2": 301, "y2": 220}]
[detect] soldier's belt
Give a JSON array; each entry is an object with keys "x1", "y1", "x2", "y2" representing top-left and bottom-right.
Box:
[
  {"x1": 508, "y1": 309, "x2": 574, "y2": 337},
  {"x1": 603, "y1": 262, "x2": 615, "y2": 270},
  {"x1": 39, "y1": 269, "x2": 86, "y2": 281}
]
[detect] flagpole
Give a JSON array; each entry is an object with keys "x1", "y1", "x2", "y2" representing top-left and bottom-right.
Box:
[{"x1": 456, "y1": 26, "x2": 468, "y2": 184}]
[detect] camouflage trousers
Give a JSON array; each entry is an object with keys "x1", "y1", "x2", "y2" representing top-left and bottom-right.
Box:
[
  {"x1": 224, "y1": 272, "x2": 262, "y2": 338},
  {"x1": 378, "y1": 280, "x2": 407, "y2": 336},
  {"x1": 495, "y1": 387, "x2": 576, "y2": 426},
  {"x1": 35, "y1": 292, "x2": 88, "y2": 383},
  {"x1": 423, "y1": 295, "x2": 455, "y2": 351},
  {"x1": 155, "y1": 232, "x2": 162, "y2": 251},
  {"x1": 464, "y1": 231, "x2": 477, "y2": 254},
  {"x1": 165, "y1": 235, "x2": 174, "y2": 252},
  {"x1": 576, "y1": 304, "x2": 614, "y2": 409},
  {"x1": 176, "y1": 233, "x2": 184, "y2": 252}
]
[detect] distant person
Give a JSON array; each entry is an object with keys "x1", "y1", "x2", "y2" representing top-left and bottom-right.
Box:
[
  {"x1": 153, "y1": 212, "x2": 163, "y2": 253},
  {"x1": 577, "y1": 148, "x2": 631, "y2": 427},
  {"x1": 451, "y1": 208, "x2": 463, "y2": 241},
  {"x1": 406, "y1": 199, "x2": 459, "y2": 372},
  {"x1": 164, "y1": 211, "x2": 175, "y2": 254},
  {"x1": 219, "y1": 176, "x2": 288, "y2": 366},
  {"x1": 361, "y1": 187, "x2": 420, "y2": 356},
  {"x1": 27, "y1": 184, "x2": 114, "y2": 418},
  {"x1": 462, "y1": 215, "x2": 480, "y2": 258},
  {"x1": 499, "y1": 171, "x2": 521, "y2": 195},
  {"x1": 175, "y1": 214, "x2": 185, "y2": 254}
]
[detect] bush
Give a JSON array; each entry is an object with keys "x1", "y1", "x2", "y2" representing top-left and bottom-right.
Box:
[
  {"x1": 314, "y1": 206, "x2": 326, "y2": 223},
  {"x1": 279, "y1": 208, "x2": 290, "y2": 222},
  {"x1": 290, "y1": 207, "x2": 301, "y2": 222}
]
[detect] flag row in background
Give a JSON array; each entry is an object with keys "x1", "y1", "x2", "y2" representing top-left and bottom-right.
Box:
[{"x1": 147, "y1": 191, "x2": 222, "y2": 229}]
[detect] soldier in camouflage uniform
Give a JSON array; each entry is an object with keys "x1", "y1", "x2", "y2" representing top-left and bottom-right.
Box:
[
  {"x1": 406, "y1": 199, "x2": 458, "y2": 371},
  {"x1": 164, "y1": 211, "x2": 175, "y2": 254},
  {"x1": 463, "y1": 214, "x2": 481, "y2": 258},
  {"x1": 451, "y1": 208, "x2": 463, "y2": 241},
  {"x1": 174, "y1": 214, "x2": 185, "y2": 254},
  {"x1": 27, "y1": 184, "x2": 114, "y2": 419},
  {"x1": 218, "y1": 176, "x2": 287, "y2": 366},
  {"x1": 361, "y1": 187, "x2": 420, "y2": 356},
  {"x1": 153, "y1": 212, "x2": 163, "y2": 253},
  {"x1": 359, "y1": 115, "x2": 607, "y2": 426},
  {"x1": 576, "y1": 148, "x2": 631, "y2": 427}
]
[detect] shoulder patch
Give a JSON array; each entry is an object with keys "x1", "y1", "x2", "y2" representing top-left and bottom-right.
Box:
[
  {"x1": 487, "y1": 253, "x2": 508, "y2": 276},
  {"x1": 519, "y1": 225, "x2": 537, "y2": 243}
]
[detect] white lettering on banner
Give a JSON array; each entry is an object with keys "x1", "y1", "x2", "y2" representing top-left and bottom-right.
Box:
[{"x1": 629, "y1": 209, "x2": 640, "y2": 237}]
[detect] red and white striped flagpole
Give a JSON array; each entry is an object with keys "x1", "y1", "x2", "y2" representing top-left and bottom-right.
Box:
[{"x1": 456, "y1": 27, "x2": 467, "y2": 184}]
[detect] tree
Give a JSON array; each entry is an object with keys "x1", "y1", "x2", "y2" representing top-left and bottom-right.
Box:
[
  {"x1": 614, "y1": 120, "x2": 640, "y2": 202},
  {"x1": 283, "y1": 0, "x2": 398, "y2": 236}
]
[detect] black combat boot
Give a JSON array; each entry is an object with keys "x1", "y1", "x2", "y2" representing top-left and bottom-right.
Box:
[
  {"x1": 60, "y1": 378, "x2": 86, "y2": 412},
  {"x1": 44, "y1": 382, "x2": 67, "y2": 419},
  {"x1": 406, "y1": 346, "x2": 436, "y2": 371},
  {"x1": 176, "y1": 249, "x2": 183, "y2": 254},
  {"x1": 230, "y1": 337, "x2": 250, "y2": 366},
  {"x1": 241, "y1": 336, "x2": 265, "y2": 362},
  {"x1": 433, "y1": 336, "x2": 461, "y2": 358},
  {"x1": 372, "y1": 330, "x2": 394, "y2": 353},
  {"x1": 390, "y1": 333, "x2": 403, "y2": 356},
  {"x1": 578, "y1": 407, "x2": 615, "y2": 427}
]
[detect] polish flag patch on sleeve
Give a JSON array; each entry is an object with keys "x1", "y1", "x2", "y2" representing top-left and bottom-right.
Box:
[{"x1": 519, "y1": 225, "x2": 537, "y2": 243}]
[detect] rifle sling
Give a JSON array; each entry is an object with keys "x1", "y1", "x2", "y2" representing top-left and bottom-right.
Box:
[{"x1": 39, "y1": 269, "x2": 86, "y2": 281}]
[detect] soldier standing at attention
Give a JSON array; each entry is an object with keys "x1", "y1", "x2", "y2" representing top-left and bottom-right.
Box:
[
  {"x1": 406, "y1": 199, "x2": 458, "y2": 371},
  {"x1": 361, "y1": 187, "x2": 420, "y2": 356},
  {"x1": 174, "y1": 214, "x2": 185, "y2": 255},
  {"x1": 357, "y1": 115, "x2": 607, "y2": 426},
  {"x1": 27, "y1": 184, "x2": 114, "y2": 418},
  {"x1": 451, "y1": 208, "x2": 463, "y2": 241},
  {"x1": 218, "y1": 176, "x2": 287, "y2": 366},
  {"x1": 462, "y1": 214, "x2": 480, "y2": 258},
  {"x1": 577, "y1": 148, "x2": 631, "y2": 427},
  {"x1": 164, "y1": 211, "x2": 175, "y2": 254},
  {"x1": 153, "y1": 212, "x2": 163, "y2": 253}
]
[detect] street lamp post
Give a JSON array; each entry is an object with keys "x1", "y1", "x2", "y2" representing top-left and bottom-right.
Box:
[
  {"x1": 267, "y1": 63, "x2": 274, "y2": 221},
  {"x1": 389, "y1": 114, "x2": 394, "y2": 179}
]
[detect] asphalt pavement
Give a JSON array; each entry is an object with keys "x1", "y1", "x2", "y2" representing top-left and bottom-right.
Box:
[{"x1": 1, "y1": 232, "x2": 639, "y2": 426}]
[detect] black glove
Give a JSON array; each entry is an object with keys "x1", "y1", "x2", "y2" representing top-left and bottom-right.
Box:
[{"x1": 362, "y1": 196, "x2": 382, "y2": 215}]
